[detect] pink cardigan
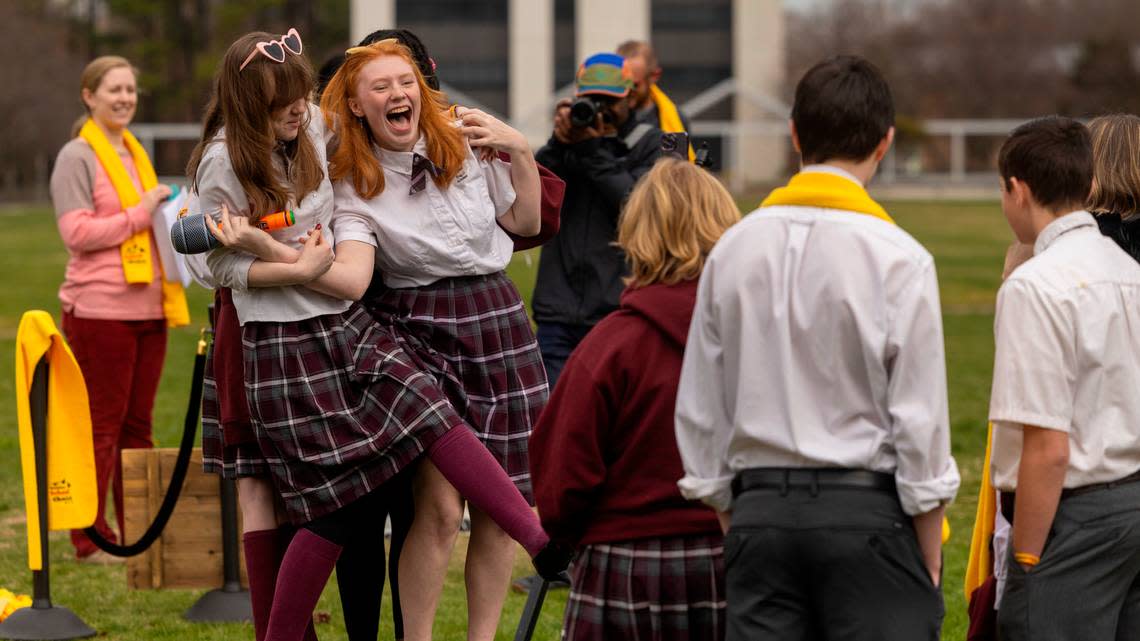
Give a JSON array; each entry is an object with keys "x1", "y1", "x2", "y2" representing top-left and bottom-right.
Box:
[{"x1": 50, "y1": 138, "x2": 163, "y2": 320}]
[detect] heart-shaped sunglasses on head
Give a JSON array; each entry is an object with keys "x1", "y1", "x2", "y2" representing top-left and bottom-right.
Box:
[{"x1": 240, "y1": 28, "x2": 303, "y2": 72}]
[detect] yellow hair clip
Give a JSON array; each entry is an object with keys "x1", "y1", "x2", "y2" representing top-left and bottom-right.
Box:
[{"x1": 345, "y1": 38, "x2": 399, "y2": 57}]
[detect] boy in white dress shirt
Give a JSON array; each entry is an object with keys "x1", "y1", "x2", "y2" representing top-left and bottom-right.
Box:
[
  {"x1": 990, "y1": 116, "x2": 1140, "y2": 641},
  {"x1": 674, "y1": 55, "x2": 959, "y2": 641}
]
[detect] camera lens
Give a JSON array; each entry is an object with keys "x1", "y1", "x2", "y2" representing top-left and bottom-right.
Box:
[{"x1": 570, "y1": 98, "x2": 598, "y2": 128}]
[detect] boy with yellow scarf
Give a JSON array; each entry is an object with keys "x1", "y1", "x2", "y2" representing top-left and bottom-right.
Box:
[{"x1": 675, "y1": 54, "x2": 959, "y2": 641}]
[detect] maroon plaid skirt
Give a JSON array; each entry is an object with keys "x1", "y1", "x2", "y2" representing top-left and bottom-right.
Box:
[
  {"x1": 201, "y1": 288, "x2": 267, "y2": 479},
  {"x1": 364, "y1": 271, "x2": 548, "y2": 503},
  {"x1": 242, "y1": 303, "x2": 464, "y2": 524},
  {"x1": 564, "y1": 534, "x2": 727, "y2": 641}
]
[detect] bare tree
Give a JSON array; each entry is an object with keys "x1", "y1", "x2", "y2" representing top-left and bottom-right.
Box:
[
  {"x1": 787, "y1": 0, "x2": 1140, "y2": 120},
  {"x1": 0, "y1": 1, "x2": 86, "y2": 200}
]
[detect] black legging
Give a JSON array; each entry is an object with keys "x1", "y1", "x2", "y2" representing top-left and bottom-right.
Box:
[{"x1": 331, "y1": 466, "x2": 416, "y2": 641}]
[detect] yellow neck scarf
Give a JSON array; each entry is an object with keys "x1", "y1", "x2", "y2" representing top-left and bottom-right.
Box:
[
  {"x1": 648, "y1": 84, "x2": 695, "y2": 161},
  {"x1": 760, "y1": 170, "x2": 895, "y2": 224},
  {"x1": 79, "y1": 119, "x2": 189, "y2": 327}
]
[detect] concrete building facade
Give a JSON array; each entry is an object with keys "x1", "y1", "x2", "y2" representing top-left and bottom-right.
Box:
[{"x1": 349, "y1": 0, "x2": 785, "y2": 184}]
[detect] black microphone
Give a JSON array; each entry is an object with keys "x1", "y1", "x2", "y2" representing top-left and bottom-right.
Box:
[{"x1": 170, "y1": 213, "x2": 219, "y2": 254}]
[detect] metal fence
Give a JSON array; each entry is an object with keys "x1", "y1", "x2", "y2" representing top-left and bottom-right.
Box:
[{"x1": 131, "y1": 116, "x2": 1033, "y2": 193}]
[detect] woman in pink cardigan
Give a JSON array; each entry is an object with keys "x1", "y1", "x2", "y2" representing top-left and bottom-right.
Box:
[{"x1": 49, "y1": 56, "x2": 173, "y2": 563}]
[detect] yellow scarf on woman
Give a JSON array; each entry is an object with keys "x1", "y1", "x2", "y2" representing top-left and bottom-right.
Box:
[
  {"x1": 79, "y1": 119, "x2": 189, "y2": 327},
  {"x1": 761, "y1": 169, "x2": 951, "y2": 545},
  {"x1": 648, "y1": 84, "x2": 695, "y2": 161}
]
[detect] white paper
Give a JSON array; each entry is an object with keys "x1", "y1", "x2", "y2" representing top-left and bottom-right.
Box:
[{"x1": 152, "y1": 185, "x2": 192, "y2": 288}]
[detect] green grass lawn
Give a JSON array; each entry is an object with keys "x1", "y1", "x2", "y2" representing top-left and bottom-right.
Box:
[{"x1": 0, "y1": 199, "x2": 1011, "y2": 639}]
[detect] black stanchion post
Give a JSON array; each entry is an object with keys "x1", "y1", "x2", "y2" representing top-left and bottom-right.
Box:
[
  {"x1": 219, "y1": 479, "x2": 243, "y2": 594},
  {"x1": 0, "y1": 359, "x2": 96, "y2": 640},
  {"x1": 185, "y1": 305, "x2": 251, "y2": 623},
  {"x1": 183, "y1": 478, "x2": 250, "y2": 622},
  {"x1": 512, "y1": 577, "x2": 549, "y2": 641}
]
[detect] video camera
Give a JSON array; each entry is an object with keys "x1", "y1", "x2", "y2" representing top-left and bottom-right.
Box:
[{"x1": 569, "y1": 95, "x2": 617, "y2": 128}]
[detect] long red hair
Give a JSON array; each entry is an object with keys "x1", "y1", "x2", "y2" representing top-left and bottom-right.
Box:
[{"x1": 321, "y1": 40, "x2": 466, "y2": 200}]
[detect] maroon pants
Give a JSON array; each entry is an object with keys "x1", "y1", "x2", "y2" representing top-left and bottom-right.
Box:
[{"x1": 62, "y1": 311, "x2": 166, "y2": 558}]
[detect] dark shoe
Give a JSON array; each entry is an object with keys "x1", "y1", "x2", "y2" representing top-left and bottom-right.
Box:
[
  {"x1": 512, "y1": 573, "x2": 571, "y2": 593},
  {"x1": 531, "y1": 542, "x2": 573, "y2": 582}
]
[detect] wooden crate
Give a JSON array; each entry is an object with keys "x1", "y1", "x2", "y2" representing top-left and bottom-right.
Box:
[{"x1": 123, "y1": 448, "x2": 247, "y2": 590}]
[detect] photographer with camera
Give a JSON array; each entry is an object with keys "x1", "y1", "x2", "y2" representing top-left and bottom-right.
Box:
[{"x1": 532, "y1": 52, "x2": 664, "y2": 388}]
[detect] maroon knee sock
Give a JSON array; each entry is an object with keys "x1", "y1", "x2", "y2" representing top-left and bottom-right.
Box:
[
  {"x1": 426, "y1": 427, "x2": 549, "y2": 556},
  {"x1": 242, "y1": 529, "x2": 279, "y2": 641},
  {"x1": 275, "y1": 527, "x2": 320, "y2": 641},
  {"x1": 265, "y1": 529, "x2": 342, "y2": 641},
  {"x1": 244, "y1": 528, "x2": 321, "y2": 641}
]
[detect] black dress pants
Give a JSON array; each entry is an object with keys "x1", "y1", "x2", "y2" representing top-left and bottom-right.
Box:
[{"x1": 725, "y1": 481, "x2": 943, "y2": 641}]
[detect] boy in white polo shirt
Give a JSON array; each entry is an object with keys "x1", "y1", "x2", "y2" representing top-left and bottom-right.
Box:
[{"x1": 990, "y1": 116, "x2": 1140, "y2": 640}]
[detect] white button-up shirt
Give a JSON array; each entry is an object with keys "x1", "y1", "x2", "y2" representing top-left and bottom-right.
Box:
[
  {"x1": 331, "y1": 137, "x2": 516, "y2": 288},
  {"x1": 990, "y1": 211, "x2": 1140, "y2": 490},
  {"x1": 674, "y1": 166, "x2": 960, "y2": 515},
  {"x1": 192, "y1": 104, "x2": 350, "y2": 325}
]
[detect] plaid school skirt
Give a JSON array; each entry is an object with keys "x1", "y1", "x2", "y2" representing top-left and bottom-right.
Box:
[
  {"x1": 364, "y1": 271, "x2": 548, "y2": 503},
  {"x1": 242, "y1": 302, "x2": 464, "y2": 524},
  {"x1": 563, "y1": 534, "x2": 727, "y2": 641},
  {"x1": 201, "y1": 288, "x2": 267, "y2": 479}
]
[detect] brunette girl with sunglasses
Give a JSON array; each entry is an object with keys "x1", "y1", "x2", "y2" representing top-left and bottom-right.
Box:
[
  {"x1": 185, "y1": 29, "x2": 331, "y2": 641},
  {"x1": 189, "y1": 27, "x2": 408, "y2": 641},
  {"x1": 191, "y1": 30, "x2": 566, "y2": 641}
]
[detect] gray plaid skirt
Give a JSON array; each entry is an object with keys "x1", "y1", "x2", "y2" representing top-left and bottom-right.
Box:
[
  {"x1": 242, "y1": 302, "x2": 464, "y2": 524},
  {"x1": 364, "y1": 271, "x2": 548, "y2": 503},
  {"x1": 564, "y1": 533, "x2": 727, "y2": 641}
]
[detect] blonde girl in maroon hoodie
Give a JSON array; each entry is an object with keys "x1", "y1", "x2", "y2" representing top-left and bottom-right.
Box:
[{"x1": 529, "y1": 158, "x2": 740, "y2": 641}]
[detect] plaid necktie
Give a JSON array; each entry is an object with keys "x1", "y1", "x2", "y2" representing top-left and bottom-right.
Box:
[{"x1": 410, "y1": 153, "x2": 441, "y2": 195}]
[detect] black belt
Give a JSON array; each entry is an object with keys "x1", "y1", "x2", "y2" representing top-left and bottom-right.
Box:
[
  {"x1": 731, "y1": 468, "x2": 896, "y2": 498},
  {"x1": 999, "y1": 468, "x2": 1140, "y2": 524}
]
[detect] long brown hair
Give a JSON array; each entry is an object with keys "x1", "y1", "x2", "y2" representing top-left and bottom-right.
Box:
[
  {"x1": 71, "y1": 56, "x2": 138, "y2": 137},
  {"x1": 1088, "y1": 114, "x2": 1140, "y2": 219},
  {"x1": 187, "y1": 31, "x2": 323, "y2": 222},
  {"x1": 618, "y1": 158, "x2": 740, "y2": 288},
  {"x1": 321, "y1": 39, "x2": 466, "y2": 200}
]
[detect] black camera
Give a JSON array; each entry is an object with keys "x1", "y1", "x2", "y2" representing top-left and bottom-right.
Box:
[
  {"x1": 661, "y1": 132, "x2": 689, "y2": 160},
  {"x1": 569, "y1": 96, "x2": 615, "y2": 128},
  {"x1": 660, "y1": 132, "x2": 715, "y2": 169}
]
